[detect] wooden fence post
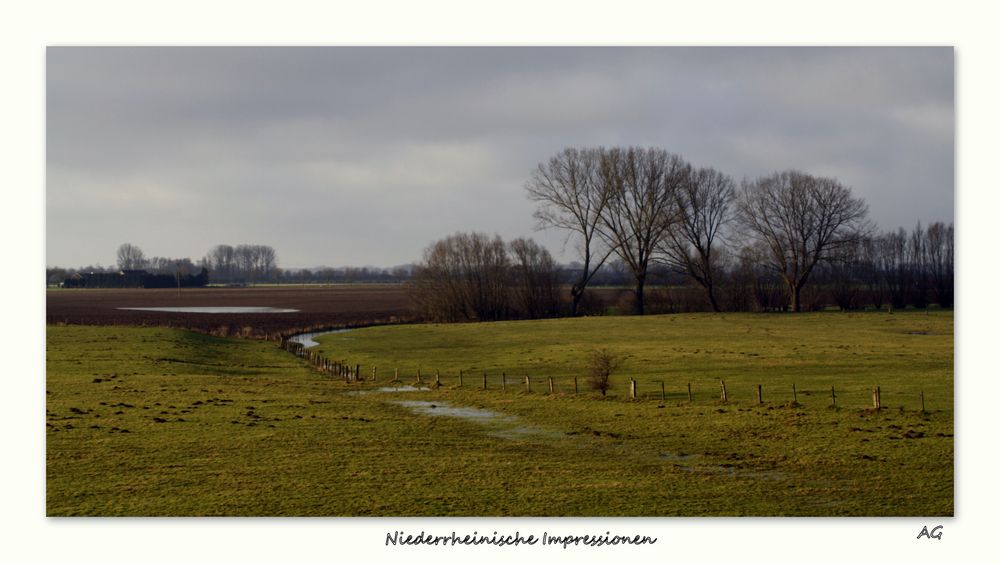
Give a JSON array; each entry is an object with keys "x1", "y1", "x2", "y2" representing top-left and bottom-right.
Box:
[
  {"x1": 459, "y1": 370, "x2": 463, "y2": 387},
  {"x1": 720, "y1": 380, "x2": 728, "y2": 402},
  {"x1": 525, "y1": 375, "x2": 531, "y2": 393},
  {"x1": 792, "y1": 383, "x2": 798, "y2": 404},
  {"x1": 756, "y1": 384, "x2": 762, "y2": 404},
  {"x1": 831, "y1": 385, "x2": 836, "y2": 407},
  {"x1": 393, "y1": 367, "x2": 399, "y2": 382},
  {"x1": 687, "y1": 382, "x2": 692, "y2": 402},
  {"x1": 501, "y1": 372, "x2": 506, "y2": 391},
  {"x1": 372, "y1": 366, "x2": 377, "y2": 382},
  {"x1": 436, "y1": 370, "x2": 440, "y2": 386},
  {"x1": 548, "y1": 377, "x2": 554, "y2": 394},
  {"x1": 482, "y1": 372, "x2": 487, "y2": 390},
  {"x1": 417, "y1": 369, "x2": 421, "y2": 385},
  {"x1": 573, "y1": 376, "x2": 578, "y2": 394},
  {"x1": 630, "y1": 378, "x2": 637, "y2": 400},
  {"x1": 355, "y1": 364, "x2": 361, "y2": 381}
]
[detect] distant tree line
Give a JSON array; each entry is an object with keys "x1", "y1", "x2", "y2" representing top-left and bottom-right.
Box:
[
  {"x1": 412, "y1": 146, "x2": 953, "y2": 318},
  {"x1": 48, "y1": 242, "x2": 416, "y2": 287},
  {"x1": 276, "y1": 266, "x2": 412, "y2": 284}
]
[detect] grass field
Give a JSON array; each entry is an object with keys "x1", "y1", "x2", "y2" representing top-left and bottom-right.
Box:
[{"x1": 47, "y1": 311, "x2": 953, "y2": 516}]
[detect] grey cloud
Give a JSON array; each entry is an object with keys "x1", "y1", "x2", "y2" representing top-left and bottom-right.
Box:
[{"x1": 47, "y1": 47, "x2": 953, "y2": 268}]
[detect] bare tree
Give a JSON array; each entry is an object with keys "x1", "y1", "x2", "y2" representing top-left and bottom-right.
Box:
[
  {"x1": 597, "y1": 147, "x2": 689, "y2": 315},
  {"x1": 116, "y1": 243, "x2": 147, "y2": 271},
  {"x1": 908, "y1": 222, "x2": 930, "y2": 308},
  {"x1": 204, "y1": 244, "x2": 236, "y2": 282},
  {"x1": 826, "y1": 239, "x2": 863, "y2": 310},
  {"x1": 878, "y1": 228, "x2": 910, "y2": 310},
  {"x1": 656, "y1": 166, "x2": 736, "y2": 312},
  {"x1": 525, "y1": 147, "x2": 617, "y2": 316},
  {"x1": 856, "y1": 235, "x2": 886, "y2": 309},
  {"x1": 256, "y1": 245, "x2": 278, "y2": 282},
  {"x1": 508, "y1": 237, "x2": 560, "y2": 318},
  {"x1": 410, "y1": 232, "x2": 511, "y2": 322},
  {"x1": 926, "y1": 221, "x2": 954, "y2": 308},
  {"x1": 738, "y1": 171, "x2": 870, "y2": 312}
]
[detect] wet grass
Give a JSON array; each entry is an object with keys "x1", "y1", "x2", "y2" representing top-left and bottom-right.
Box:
[{"x1": 46, "y1": 312, "x2": 953, "y2": 516}]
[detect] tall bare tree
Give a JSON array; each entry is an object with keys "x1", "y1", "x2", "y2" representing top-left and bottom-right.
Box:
[
  {"x1": 597, "y1": 147, "x2": 688, "y2": 315},
  {"x1": 204, "y1": 244, "x2": 236, "y2": 282},
  {"x1": 738, "y1": 170, "x2": 870, "y2": 312},
  {"x1": 925, "y1": 221, "x2": 954, "y2": 308},
  {"x1": 508, "y1": 237, "x2": 560, "y2": 318},
  {"x1": 908, "y1": 222, "x2": 930, "y2": 308},
  {"x1": 877, "y1": 228, "x2": 910, "y2": 310},
  {"x1": 656, "y1": 166, "x2": 736, "y2": 312},
  {"x1": 256, "y1": 245, "x2": 278, "y2": 282},
  {"x1": 116, "y1": 243, "x2": 147, "y2": 271},
  {"x1": 525, "y1": 147, "x2": 616, "y2": 316}
]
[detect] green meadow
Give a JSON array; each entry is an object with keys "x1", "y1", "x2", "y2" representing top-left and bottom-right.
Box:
[{"x1": 47, "y1": 311, "x2": 953, "y2": 516}]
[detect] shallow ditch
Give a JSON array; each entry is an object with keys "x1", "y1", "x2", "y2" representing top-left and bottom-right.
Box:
[{"x1": 288, "y1": 328, "x2": 354, "y2": 348}]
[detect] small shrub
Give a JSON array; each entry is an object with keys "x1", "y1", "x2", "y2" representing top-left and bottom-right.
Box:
[{"x1": 587, "y1": 348, "x2": 626, "y2": 396}]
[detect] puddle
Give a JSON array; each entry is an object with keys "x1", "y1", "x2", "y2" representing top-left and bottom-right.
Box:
[
  {"x1": 288, "y1": 328, "x2": 354, "y2": 348},
  {"x1": 118, "y1": 306, "x2": 299, "y2": 314},
  {"x1": 347, "y1": 386, "x2": 431, "y2": 396},
  {"x1": 391, "y1": 399, "x2": 568, "y2": 441},
  {"x1": 393, "y1": 400, "x2": 516, "y2": 421}
]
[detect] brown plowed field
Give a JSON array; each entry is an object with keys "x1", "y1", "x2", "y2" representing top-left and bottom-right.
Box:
[{"x1": 46, "y1": 285, "x2": 415, "y2": 338}]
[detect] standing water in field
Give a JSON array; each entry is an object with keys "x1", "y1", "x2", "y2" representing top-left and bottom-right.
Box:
[
  {"x1": 288, "y1": 328, "x2": 354, "y2": 348},
  {"x1": 391, "y1": 400, "x2": 565, "y2": 440}
]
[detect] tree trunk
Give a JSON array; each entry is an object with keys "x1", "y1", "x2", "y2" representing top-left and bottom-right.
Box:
[
  {"x1": 790, "y1": 282, "x2": 803, "y2": 312},
  {"x1": 706, "y1": 283, "x2": 721, "y2": 313},
  {"x1": 570, "y1": 285, "x2": 583, "y2": 316},
  {"x1": 634, "y1": 276, "x2": 646, "y2": 315}
]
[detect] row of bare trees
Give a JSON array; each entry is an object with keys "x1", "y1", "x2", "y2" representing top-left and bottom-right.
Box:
[
  {"x1": 116, "y1": 243, "x2": 201, "y2": 275},
  {"x1": 201, "y1": 244, "x2": 278, "y2": 284},
  {"x1": 527, "y1": 147, "x2": 879, "y2": 314},
  {"x1": 410, "y1": 233, "x2": 559, "y2": 322},
  {"x1": 818, "y1": 222, "x2": 954, "y2": 311}
]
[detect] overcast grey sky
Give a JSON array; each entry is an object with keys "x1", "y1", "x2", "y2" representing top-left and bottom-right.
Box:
[{"x1": 46, "y1": 47, "x2": 953, "y2": 269}]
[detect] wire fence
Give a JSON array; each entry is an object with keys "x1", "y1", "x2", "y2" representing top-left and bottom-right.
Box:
[{"x1": 279, "y1": 338, "x2": 940, "y2": 412}]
